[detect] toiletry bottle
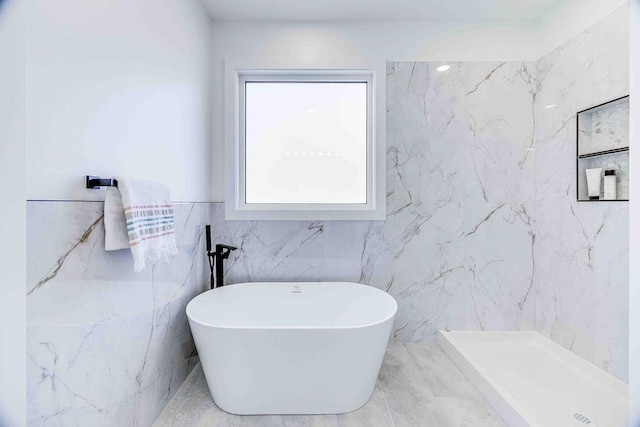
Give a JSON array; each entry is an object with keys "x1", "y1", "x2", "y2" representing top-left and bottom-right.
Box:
[
  {"x1": 585, "y1": 167, "x2": 603, "y2": 200},
  {"x1": 604, "y1": 169, "x2": 617, "y2": 200}
]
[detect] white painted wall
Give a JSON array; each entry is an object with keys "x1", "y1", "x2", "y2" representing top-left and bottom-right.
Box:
[
  {"x1": 535, "y1": 0, "x2": 628, "y2": 53},
  {"x1": 26, "y1": 0, "x2": 212, "y2": 202},
  {"x1": 0, "y1": 0, "x2": 27, "y2": 424},
  {"x1": 629, "y1": 0, "x2": 640, "y2": 423}
]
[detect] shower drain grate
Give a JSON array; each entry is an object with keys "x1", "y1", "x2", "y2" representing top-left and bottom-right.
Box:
[{"x1": 568, "y1": 411, "x2": 596, "y2": 425}]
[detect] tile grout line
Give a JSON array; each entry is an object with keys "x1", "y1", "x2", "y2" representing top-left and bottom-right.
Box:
[
  {"x1": 176, "y1": 364, "x2": 204, "y2": 401},
  {"x1": 401, "y1": 343, "x2": 438, "y2": 397},
  {"x1": 165, "y1": 364, "x2": 205, "y2": 425},
  {"x1": 376, "y1": 379, "x2": 397, "y2": 427}
]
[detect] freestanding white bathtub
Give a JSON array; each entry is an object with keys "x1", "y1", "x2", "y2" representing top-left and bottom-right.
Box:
[{"x1": 186, "y1": 282, "x2": 397, "y2": 415}]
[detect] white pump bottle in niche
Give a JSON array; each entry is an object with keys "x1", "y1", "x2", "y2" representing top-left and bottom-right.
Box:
[{"x1": 603, "y1": 169, "x2": 617, "y2": 200}]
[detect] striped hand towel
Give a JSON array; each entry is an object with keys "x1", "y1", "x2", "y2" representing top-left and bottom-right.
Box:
[
  {"x1": 104, "y1": 187, "x2": 130, "y2": 251},
  {"x1": 116, "y1": 177, "x2": 177, "y2": 272}
]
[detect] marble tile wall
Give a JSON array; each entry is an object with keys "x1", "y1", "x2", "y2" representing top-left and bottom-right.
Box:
[
  {"x1": 534, "y1": 4, "x2": 629, "y2": 380},
  {"x1": 27, "y1": 201, "x2": 210, "y2": 426},
  {"x1": 387, "y1": 60, "x2": 537, "y2": 338}
]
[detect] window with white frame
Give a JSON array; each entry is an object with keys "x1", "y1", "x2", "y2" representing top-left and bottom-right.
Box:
[{"x1": 225, "y1": 64, "x2": 385, "y2": 220}]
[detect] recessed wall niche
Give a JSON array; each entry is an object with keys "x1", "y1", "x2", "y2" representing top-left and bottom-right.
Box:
[{"x1": 577, "y1": 95, "x2": 630, "y2": 201}]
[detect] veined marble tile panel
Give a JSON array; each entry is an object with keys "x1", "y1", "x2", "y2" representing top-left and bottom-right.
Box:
[
  {"x1": 27, "y1": 201, "x2": 209, "y2": 426},
  {"x1": 386, "y1": 61, "x2": 536, "y2": 341},
  {"x1": 463, "y1": 201, "x2": 536, "y2": 332},
  {"x1": 534, "y1": 4, "x2": 629, "y2": 381}
]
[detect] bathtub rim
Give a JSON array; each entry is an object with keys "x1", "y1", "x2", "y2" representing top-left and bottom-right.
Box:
[{"x1": 186, "y1": 281, "x2": 398, "y2": 331}]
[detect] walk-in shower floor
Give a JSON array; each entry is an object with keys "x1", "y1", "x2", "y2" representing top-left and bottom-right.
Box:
[{"x1": 153, "y1": 343, "x2": 505, "y2": 426}]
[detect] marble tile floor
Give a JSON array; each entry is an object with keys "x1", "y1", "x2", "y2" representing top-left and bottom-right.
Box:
[{"x1": 153, "y1": 343, "x2": 505, "y2": 427}]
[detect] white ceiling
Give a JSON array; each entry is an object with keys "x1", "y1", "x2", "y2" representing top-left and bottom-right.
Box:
[{"x1": 199, "y1": 0, "x2": 564, "y2": 22}]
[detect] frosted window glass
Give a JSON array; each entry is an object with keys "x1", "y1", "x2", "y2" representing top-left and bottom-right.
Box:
[{"x1": 244, "y1": 82, "x2": 367, "y2": 204}]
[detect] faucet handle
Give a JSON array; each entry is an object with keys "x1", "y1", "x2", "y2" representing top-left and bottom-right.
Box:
[{"x1": 214, "y1": 244, "x2": 237, "y2": 259}]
